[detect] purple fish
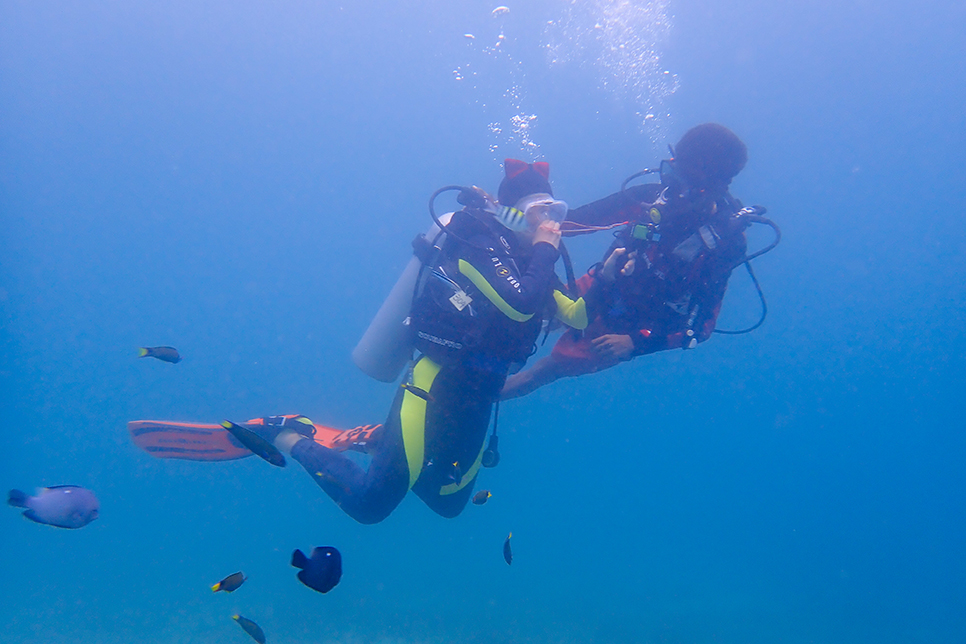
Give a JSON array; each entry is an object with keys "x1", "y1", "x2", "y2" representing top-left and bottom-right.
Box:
[{"x1": 8, "y1": 485, "x2": 100, "y2": 529}]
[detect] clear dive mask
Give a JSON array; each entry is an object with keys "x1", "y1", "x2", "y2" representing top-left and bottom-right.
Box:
[{"x1": 495, "y1": 193, "x2": 568, "y2": 232}]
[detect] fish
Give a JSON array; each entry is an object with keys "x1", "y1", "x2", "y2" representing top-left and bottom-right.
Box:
[
  {"x1": 503, "y1": 532, "x2": 512, "y2": 565},
  {"x1": 221, "y1": 420, "x2": 286, "y2": 467},
  {"x1": 472, "y1": 490, "x2": 492, "y2": 505},
  {"x1": 448, "y1": 461, "x2": 463, "y2": 484},
  {"x1": 291, "y1": 546, "x2": 342, "y2": 594},
  {"x1": 8, "y1": 486, "x2": 99, "y2": 529},
  {"x1": 211, "y1": 571, "x2": 246, "y2": 593},
  {"x1": 232, "y1": 614, "x2": 266, "y2": 644},
  {"x1": 138, "y1": 346, "x2": 182, "y2": 363}
]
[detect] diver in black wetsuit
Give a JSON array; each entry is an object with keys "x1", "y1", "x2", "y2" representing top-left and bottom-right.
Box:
[{"x1": 249, "y1": 160, "x2": 589, "y2": 523}]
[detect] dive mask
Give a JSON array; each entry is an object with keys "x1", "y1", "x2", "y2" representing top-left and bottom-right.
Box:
[
  {"x1": 659, "y1": 159, "x2": 723, "y2": 214},
  {"x1": 496, "y1": 193, "x2": 568, "y2": 232}
]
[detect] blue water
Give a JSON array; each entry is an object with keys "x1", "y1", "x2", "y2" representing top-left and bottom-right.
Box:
[{"x1": 3, "y1": 1, "x2": 965, "y2": 642}]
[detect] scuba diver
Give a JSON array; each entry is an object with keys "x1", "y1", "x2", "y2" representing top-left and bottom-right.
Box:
[
  {"x1": 131, "y1": 160, "x2": 589, "y2": 524},
  {"x1": 501, "y1": 123, "x2": 779, "y2": 399},
  {"x1": 263, "y1": 160, "x2": 587, "y2": 523}
]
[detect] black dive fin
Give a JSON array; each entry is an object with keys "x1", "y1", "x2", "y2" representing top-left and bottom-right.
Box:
[{"x1": 221, "y1": 421, "x2": 286, "y2": 468}]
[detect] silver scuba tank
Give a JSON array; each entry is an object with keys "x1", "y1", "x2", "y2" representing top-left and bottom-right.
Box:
[{"x1": 351, "y1": 212, "x2": 454, "y2": 382}]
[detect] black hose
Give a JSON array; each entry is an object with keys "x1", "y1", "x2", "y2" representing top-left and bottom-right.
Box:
[
  {"x1": 739, "y1": 214, "x2": 782, "y2": 264},
  {"x1": 712, "y1": 209, "x2": 781, "y2": 335},
  {"x1": 558, "y1": 240, "x2": 578, "y2": 296},
  {"x1": 428, "y1": 185, "x2": 472, "y2": 246},
  {"x1": 713, "y1": 260, "x2": 767, "y2": 335},
  {"x1": 482, "y1": 402, "x2": 500, "y2": 468},
  {"x1": 620, "y1": 168, "x2": 660, "y2": 203}
]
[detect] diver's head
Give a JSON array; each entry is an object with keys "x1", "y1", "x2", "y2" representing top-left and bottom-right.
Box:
[
  {"x1": 662, "y1": 123, "x2": 747, "y2": 211},
  {"x1": 496, "y1": 159, "x2": 567, "y2": 236},
  {"x1": 499, "y1": 158, "x2": 553, "y2": 208}
]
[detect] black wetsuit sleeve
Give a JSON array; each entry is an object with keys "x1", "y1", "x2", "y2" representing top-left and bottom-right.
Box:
[{"x1": 459, "y1": 241, "x2": 561, "y2": 318}]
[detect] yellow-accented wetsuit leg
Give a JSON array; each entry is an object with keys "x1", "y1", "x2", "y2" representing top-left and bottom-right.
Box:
[
  {"x1": 398, "y1": 356, "x2": 442, "y2": 488},
  {"x1": 408, "y1": 357, "x2": 504, "y2": 518},
  {"x1": 287, "y1": 353, "x2": 496, "y2": 523}
]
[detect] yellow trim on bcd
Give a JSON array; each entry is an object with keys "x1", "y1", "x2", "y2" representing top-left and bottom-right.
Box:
[{"x1": 458, "y1": 259, "x2": 534, "y2": 322}]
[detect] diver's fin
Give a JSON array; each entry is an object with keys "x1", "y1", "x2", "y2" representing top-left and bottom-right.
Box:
[
  {"x1": 291, "y1": 549, "x2": 308, "y2": 570},
  {"x1": 129, "y1": 419, "x2": 384, "y2": 462},
  {"x1": 220, "y1": 421, "x2": 286, "y2": 468},
  {"x1": 137, "y1": 348, "x2": 149, "y2": 358},
  {"x1": 128, "y1": 421, "x2": 254, "y2": 461}
]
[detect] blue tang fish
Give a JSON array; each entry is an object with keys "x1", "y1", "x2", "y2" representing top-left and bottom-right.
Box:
[
  {"x1": 291, "y1": 546, "x2": 342, "y2": 593},
  {"x1": 8, "y1": 485, "x2": 100, "y2": 529}
]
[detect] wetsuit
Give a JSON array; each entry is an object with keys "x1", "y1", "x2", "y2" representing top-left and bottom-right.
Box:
[
  {"x1": 550, "y1": 183, "x2": 748, "y2": 372},
  {"x1": 289, "y1": 207, "x2": 587, "y2": 523}
]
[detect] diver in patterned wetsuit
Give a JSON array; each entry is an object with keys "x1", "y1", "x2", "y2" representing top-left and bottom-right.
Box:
[
  {"x1": 502, "y1": 123, "x2": 754, "y2": 399},
  {"x1": 252, "y1": 160, "x2": 588, "y2": 523}
]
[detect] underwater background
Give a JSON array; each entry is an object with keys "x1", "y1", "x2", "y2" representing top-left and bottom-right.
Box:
[{"x1": 2, "y1": 1, "x2": 965, "y2": 642}]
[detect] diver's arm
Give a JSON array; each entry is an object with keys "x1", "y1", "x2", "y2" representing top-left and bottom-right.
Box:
[
  {"x1": 458, "y1": 241, "x2": 560, "y2": 320},
  {"x1": 565, "y1": 184, "x2": 663, "y2": 234},
  {"x1": 551, "y1": 289, "x2": 588, "y2": 330},
  {"x1": 688, "y1": 231, "x2": 748, "y2": 344},
  {"x1": 685, "y1": 261, "x2": 738, "y2": 345}
]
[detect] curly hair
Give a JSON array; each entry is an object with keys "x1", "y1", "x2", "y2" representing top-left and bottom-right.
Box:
[{"x1": 673, "y1": 123, "x2": 747, "y2": 187}]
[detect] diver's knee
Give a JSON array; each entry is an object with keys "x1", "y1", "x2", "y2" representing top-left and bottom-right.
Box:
[
  {"x1": 352, "y1": 495, "x2": 404, "y2": 524},
  {"x1": 353, "y1": 509, "x2": 392, "y2": 525},
  {"x1": 429, "y1": 499, "x2": 468, "y2": 519}
]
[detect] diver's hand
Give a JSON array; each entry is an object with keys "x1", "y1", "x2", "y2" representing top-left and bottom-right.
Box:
[
  {"x1": 600, "y1": 248, "x2": 637, "y2": 281},
  {"x1": 591, "y1": 334, "x2": 635, "y2": 360},
  {"x1": 533, "y1": 220, "x2": 561, "y2": 249}
]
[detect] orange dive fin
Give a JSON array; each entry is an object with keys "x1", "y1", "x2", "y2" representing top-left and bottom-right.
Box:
[
  {"x1": 129, "y1": 418, "x2": 383, "y2": 461},
  {"x1": 128, "y1": 421, "x2": 253, "y2": 461}
]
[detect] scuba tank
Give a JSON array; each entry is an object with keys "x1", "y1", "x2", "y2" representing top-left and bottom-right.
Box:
[
  {"x1": 351, "y1": 184, "x2": 506, "y2": 382},
  {"x1": 351, "y1": 184, "x2": 498, "y2": 382},
  {"x1": 351, "y1": 213, "x2": 452, "y2": 383}
]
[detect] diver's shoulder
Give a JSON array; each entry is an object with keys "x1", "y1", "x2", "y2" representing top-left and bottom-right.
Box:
[{"x1": 625, "y1": 182, "x2": 664, "y2": 203}]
